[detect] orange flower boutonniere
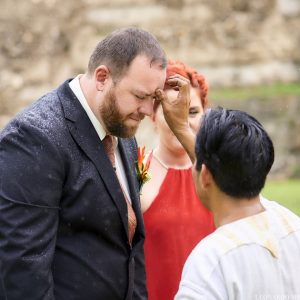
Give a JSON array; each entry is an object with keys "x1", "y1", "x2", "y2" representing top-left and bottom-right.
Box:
[{"x1": 136, "y1": 146, "x2": 153, "y2": 192}]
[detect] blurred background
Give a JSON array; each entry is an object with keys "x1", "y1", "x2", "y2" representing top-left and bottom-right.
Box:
[{"x1": 1, "y1": 0, "x2": 300, "y2": 213}]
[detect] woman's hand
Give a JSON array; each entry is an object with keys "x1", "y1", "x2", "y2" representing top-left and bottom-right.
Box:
[
  {"x1": 155, "y1": 75, "x2": 197, "y2": 163},
  {"x1": 155, "y1": 74, "x2": 191, "y2": 134}
]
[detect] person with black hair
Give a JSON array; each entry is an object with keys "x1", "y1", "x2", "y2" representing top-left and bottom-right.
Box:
[{"x1": 154, "y1": 75, "x2": 300, "y2": 299}]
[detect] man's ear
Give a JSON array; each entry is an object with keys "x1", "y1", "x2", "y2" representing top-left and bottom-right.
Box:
[
  {"x1": 200, "y1": 164, "x2": 212, "y2": 190},
  {"x1": 94, "y1": 65, "x2": 110, "y2": 91}
]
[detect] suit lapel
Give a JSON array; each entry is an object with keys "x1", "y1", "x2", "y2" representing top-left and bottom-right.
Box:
[{"x1": 57, "y1": 80, "x2": 129, "y2": 238}]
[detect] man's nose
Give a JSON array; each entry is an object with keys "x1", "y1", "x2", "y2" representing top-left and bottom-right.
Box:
[{"x1": 139, "y1": 97, "x2": 154, "y2": 117}]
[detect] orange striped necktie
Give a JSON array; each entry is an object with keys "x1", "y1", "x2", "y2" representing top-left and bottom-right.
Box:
[
  {"x1": 102, "y1": 135, "x2": 137, "y2": 246},
  {"x1": 102, "y1": 135, "x2": 116, "y2": 170}
]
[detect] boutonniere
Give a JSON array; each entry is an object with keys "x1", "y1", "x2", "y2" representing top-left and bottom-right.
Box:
[{"x1": 136, "y1": 146, "x2": 153, "y2": 193}]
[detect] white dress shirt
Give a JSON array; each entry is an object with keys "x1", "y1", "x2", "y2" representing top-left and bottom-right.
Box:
[{"x1": 69, "y1": 75, "x2": 131, "y2": 202}]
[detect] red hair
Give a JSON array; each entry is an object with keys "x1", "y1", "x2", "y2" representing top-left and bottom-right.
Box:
[
  {"x1": 165, "y1": 60, "x2": 209, "y2": 109},
  {"x1": 153, "y1": 60, "x2": 209, "y2": 113}
]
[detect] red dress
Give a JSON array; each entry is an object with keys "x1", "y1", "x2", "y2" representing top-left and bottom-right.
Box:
[{"x1": 143, "y1": 168, "x2": 215, "y2": 300}]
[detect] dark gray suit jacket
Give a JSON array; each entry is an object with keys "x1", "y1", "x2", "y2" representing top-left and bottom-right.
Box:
[{"x1": 0, "y1": 80, "x2": 147, "y2": 300}]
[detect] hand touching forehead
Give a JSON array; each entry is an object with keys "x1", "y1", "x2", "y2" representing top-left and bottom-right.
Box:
[{"x1": 119, "y1": 55, "x2": 166, "y2": 96}]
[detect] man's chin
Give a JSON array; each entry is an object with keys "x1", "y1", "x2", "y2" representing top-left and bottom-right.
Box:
[
  {"x1": 113, "y1": 125, "x2": 138, "y2": 138},
  {"x1": 121, "y1": 120, "x2": 140, "y2": 137},
  {"x1": 123, "y1": 126, "x2": 138, "y2": 138},
  {"x1": 106, "y1": 119, "x2": 139, "y2": 138}
]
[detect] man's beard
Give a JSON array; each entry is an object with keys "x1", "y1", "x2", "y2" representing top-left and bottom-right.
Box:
[{"x1": 100, "y1": 87, "x2": 140, "y2": 138}]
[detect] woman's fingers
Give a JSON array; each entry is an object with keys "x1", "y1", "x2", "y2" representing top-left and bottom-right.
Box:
[
  {"x1": 167, "y1": 75, "x2": 190, "y2": 91},
  {"x1": 168, "y1": 74, "x2": 190, "y2": 83}
]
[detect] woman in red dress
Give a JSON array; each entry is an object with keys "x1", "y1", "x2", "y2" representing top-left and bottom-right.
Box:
[{"x1": 141, "y1": 60, "x2": 215, "y2": 300}]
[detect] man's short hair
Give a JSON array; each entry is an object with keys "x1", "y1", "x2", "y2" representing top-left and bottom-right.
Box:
[
  {"x1": 195, "y1": 107, "x2": 274, "y2": 198},
  {"x1": 88, "y1": 27, "x2": 167, "y2": 81}
]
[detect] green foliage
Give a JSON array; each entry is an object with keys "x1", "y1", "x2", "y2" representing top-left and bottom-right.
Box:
[
  {"x1": 262, "y1": 179, "x2": 300, "y2": 216},
  {"x1": 210, "y1": 82, "x2": 300, "y2": 101}
]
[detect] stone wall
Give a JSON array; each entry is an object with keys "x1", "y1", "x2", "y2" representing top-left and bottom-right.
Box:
[{"x1": 1, "y1": 0, "x2": 300, "y2": 177}]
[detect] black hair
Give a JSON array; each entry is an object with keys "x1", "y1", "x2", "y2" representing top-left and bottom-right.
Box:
[
  {"x1": 87, "y1": 27, "x2": 167, "y2": 80},
  {"x1": 195, "y1": 107, "x2": 274, "y2": 198}
]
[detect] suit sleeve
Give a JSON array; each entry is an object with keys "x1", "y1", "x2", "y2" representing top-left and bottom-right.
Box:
[{"x1": 0, "y1": 121, "x2": 64, "y2": 300}]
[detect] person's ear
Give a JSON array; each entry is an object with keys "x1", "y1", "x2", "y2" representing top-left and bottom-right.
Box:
[
  {"x1": 200, "y1": 164, "x2": 213, "y2": 190},
  {"x1": 94, "y1": 65, "x2": 110, "y2": 91}
]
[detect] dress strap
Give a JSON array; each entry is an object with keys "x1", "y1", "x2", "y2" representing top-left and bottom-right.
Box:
[{"x1": 152, "y1": 150, "x2": 169, "y2": 170}]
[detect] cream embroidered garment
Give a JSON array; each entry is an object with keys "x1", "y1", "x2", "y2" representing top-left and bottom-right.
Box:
[{"x1": 175, "y1": 197, "x2": 300, "y2": 300}]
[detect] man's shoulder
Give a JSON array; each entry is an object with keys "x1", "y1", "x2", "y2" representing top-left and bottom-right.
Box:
[
  {"x1": 261, "y1": 197, "x2": 300, "y2": 242},
  {"x1": 185, "y1": 229, "x2": 239, "y2": 278},
  {"x1": 179, "y1": 231, "x2": 228, "y2": 294},
  {"x1": 184, "y1": 231, "x2": 229, "y2": 274},
  {"x1": 1, "y1": 87, "x2": 66, "y2": 140},
  {"x1": 194, "y1": 198, "x2": 300, "y2": 261}
]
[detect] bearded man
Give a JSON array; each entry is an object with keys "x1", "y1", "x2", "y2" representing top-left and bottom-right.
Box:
[{"x1": 0, "y1": 27, "x2": 167, "y2": 300}]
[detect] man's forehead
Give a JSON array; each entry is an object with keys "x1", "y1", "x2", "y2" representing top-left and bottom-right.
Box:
[
  {"x1": 118, "y1": 58, "x2": 166, "y2": 93},
  {"x1": 123, "y1": 73, "x2": 165, "y2": 94},
  {"x1": 132, "y1": 88, "x2": 156, "y2": 97}
]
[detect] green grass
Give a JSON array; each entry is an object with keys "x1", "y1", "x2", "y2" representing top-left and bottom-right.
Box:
[
  {"x1": 209, "y1": 82, "x2": 300, "y2": 101},
  {"x1": 262, "y1": 179, "x2": 300, "y2": 216}
]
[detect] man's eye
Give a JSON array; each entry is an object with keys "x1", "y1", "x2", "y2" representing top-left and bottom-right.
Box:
[
  {"x1": 189, "y1": 110, "x2": 199, "y2": 116},
  {"x1": 135, "y1": 95, "x2": 145, "y2": 100}
]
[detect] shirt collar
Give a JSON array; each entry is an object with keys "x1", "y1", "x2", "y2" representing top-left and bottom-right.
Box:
[{"x1": 69, "y1": 75, "x2": 106, "y2": 141}]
